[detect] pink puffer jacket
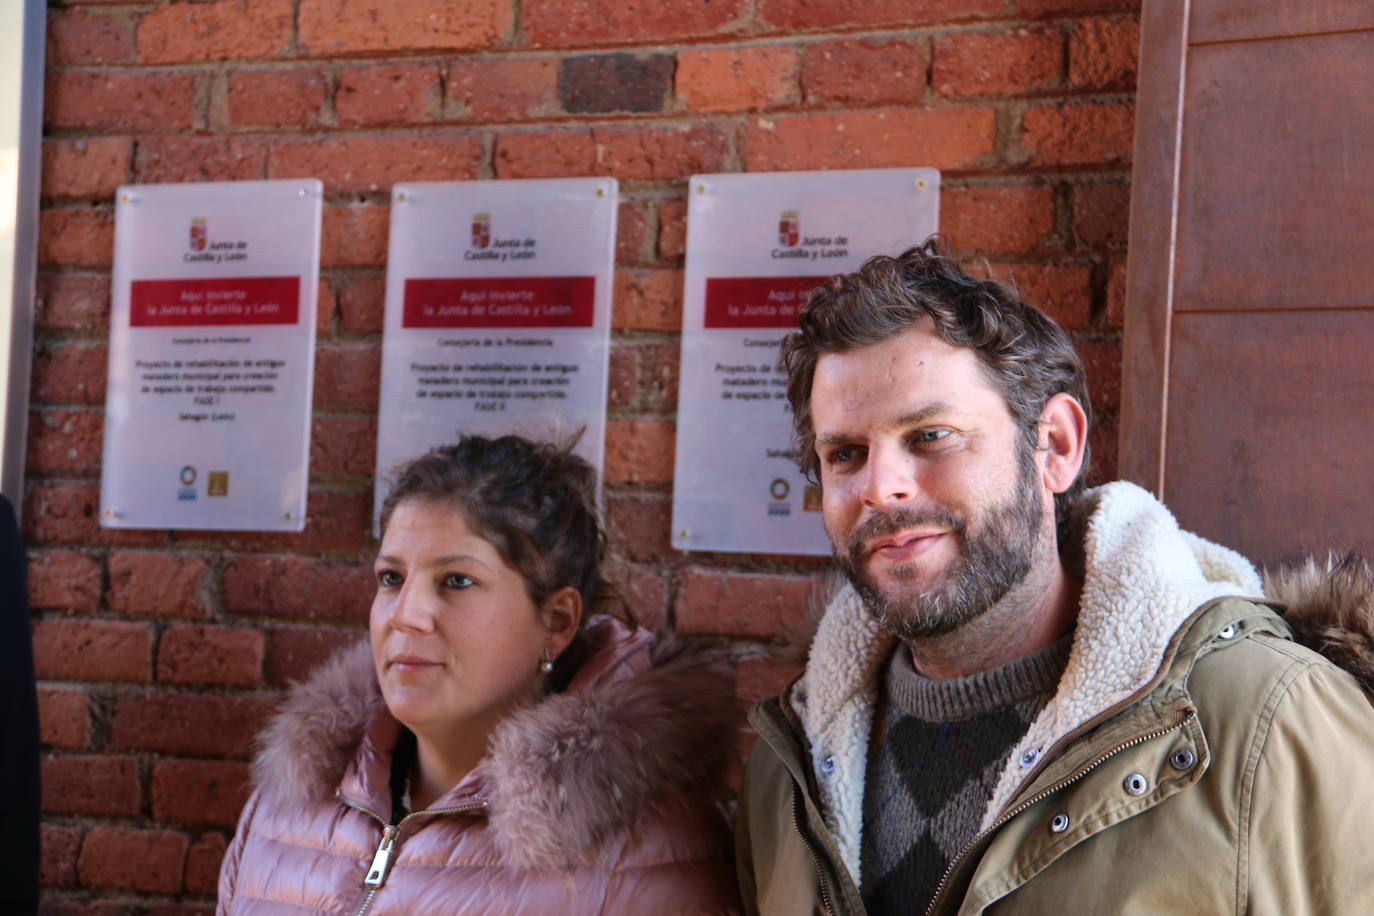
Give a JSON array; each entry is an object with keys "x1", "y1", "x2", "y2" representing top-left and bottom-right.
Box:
[{"x1": 218, "y1": 619, "x2": 742, "y2": 915}]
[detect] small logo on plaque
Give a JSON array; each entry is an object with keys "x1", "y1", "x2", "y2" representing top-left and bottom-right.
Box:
[
  {"x1": 178, "y1": 465, "x2": 197, "y2": 501},
  {"x1": 207, "y1": 471, "x2": 229, "y2": 497},
  {"x1": 189, "y1": 218, "x2": 208, "y2": 252},
  {"x1": 471, "y1": 213, "x2": 491, "y2": 250},
  {"x1": 778, "y1": 210, "x2": 800, "y2": 248},
  {"x1": 803, "y1": 485, "x2": 823, "y2": 512}
]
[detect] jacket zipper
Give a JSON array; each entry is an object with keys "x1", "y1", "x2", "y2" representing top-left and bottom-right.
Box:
[
  {"x1": 921, "y1": 711, "x2": 1196, "y2": 916},
  {"x1": 339, "y1": 795, "x2": 489, "y2": 916},
  {"x1": 791, "y1": 786, "x2": 836, "y2": 916}
]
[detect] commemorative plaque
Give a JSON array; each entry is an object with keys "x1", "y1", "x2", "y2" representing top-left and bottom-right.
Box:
[
  {"x1": 101, "y1": 180, "x2": 322, "y2": 531},
  {"x1": 374, "y1": 178, "x2": 617, "y2": 524},
  {"x1": 672, "y1": 169, "x2": 940, "y2": 554}
]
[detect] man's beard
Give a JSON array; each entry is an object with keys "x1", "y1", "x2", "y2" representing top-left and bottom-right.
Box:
[{"x1": 833, "y1": 440, "x2": 1044, "y2": 641}]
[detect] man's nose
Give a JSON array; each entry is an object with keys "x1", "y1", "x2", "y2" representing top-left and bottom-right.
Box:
[{"x1": 860, "y1": 443, "x2": 917, "y2": 509}]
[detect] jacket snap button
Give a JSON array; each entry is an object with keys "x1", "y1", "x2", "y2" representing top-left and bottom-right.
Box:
[
  {"x1": 1019, "y1": 748, "x2": 1039, "y2": 768},
  {"x1": 1049, "y1": 813, "x2": 1070, "y2": 834},
  {"x1": 1123, "y1": 773, "x2": 1149, "y2": 796},
  {"x1": 1218, "y1": 624, "x2": 1236, "y2": 640},
  {"x1": 1170, "y1": 747, "x2": 1196, "y2": 770},
  {"x1": 821, "y1": 755, "x2": 835, "y2": 774}
]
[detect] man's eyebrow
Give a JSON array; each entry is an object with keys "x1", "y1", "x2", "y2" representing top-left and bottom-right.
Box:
[{"x1": 815, "y1": 404, "x2": 957, "y2": 447}]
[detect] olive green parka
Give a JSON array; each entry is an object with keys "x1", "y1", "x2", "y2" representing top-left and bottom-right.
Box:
[{"x1": 736, "y1": 482, "x2": 1374, "y2": 915}]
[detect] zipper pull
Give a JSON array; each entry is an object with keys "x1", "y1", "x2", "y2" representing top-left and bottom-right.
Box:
[{"x1": 364, "y1": 825, "x2": 397, "y2": 888}]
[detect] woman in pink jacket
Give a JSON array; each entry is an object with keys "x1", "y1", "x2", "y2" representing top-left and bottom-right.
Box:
[{"x1": 218, "y1": 435, "x2": 741, "y2": 915}]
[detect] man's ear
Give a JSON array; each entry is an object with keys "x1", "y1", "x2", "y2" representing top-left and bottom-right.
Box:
[
  {"x1": 540, "y1": 586, "x2": 584, "y2": 659},
  {"x1": 1038, "y1": 392, "x2": 1088, "y2": 495}
]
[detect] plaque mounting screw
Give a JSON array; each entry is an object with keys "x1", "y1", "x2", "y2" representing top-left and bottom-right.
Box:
[
  {"x1": 397, "y1": 190, "x2": 409, "y2": 202},
  {"x1": 283, "y1": 511, "x2": 293, "y2": 520},
  {"x1": 119, "y1": 192, "x2": 137, "y2": 204},
  {"x1": 595, "y1": 187, "x2": 605, "y2": 198},
  {"x1": 916, "y1": 179, "x2": 928, "y2": 190},
  {"x1": 696, "y1": 184, "x2": 706, "y2": 194}
]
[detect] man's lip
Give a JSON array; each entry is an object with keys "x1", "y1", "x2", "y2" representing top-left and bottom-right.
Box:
[{"x1": 866, "y1": 530, "x2": 947, "y2": 555}]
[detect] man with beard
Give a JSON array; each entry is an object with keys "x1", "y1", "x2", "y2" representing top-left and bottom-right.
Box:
[{"x1": 734, "y1": 239, "x2": 1374, "y2": 916}]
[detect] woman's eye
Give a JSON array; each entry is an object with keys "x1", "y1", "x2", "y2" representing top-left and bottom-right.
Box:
[
  {"x1": 376, "y1": 570, "x2": 402, "y2": 588},
  {"x1": 443, "y1": 573, "x2": 474, "y2": 590}
]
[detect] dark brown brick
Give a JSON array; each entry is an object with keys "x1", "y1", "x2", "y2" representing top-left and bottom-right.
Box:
[{"x1": 559, "y1": 53, "x2": 674, "y2": 114}]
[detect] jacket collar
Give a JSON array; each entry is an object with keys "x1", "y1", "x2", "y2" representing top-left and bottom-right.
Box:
[
  {"x1": 251, "y1": 616, "x2": 738, "y2": 869},
  {"x1": 794, "y1": 480, "x2": 1264, "y2": 881}
]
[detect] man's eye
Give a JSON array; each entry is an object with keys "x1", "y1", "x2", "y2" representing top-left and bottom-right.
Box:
[
  {"x1": 376, "y1": 570, "x2": 402, "y2": 588},
  {"x1": 915, "y1": 429, "x2": 951, "y2": 444},
  {"x1": 830, "y1": 446, "x2": 857, "y2": 465},
  {"x1": 443, "y1": 573, "x2": 474, "y2": 590}
]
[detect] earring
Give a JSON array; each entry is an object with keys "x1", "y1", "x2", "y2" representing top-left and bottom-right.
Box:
[{"x1": 539, "y1": 648, "x2": 554, "y2": 674}]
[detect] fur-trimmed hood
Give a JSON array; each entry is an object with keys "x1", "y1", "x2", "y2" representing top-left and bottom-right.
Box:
[
  {"x1": 251, "y1": 616, "x2": 739, "y2": 870},
  {"x1": 1265, "y1": 552, "x2": 1374, "y2": 695}
]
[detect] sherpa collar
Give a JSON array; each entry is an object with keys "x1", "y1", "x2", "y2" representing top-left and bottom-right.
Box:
[{"x1": 793, "y1": 480, "x2": 1263, "y2": 882}]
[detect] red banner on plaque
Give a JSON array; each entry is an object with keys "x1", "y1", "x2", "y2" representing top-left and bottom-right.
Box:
[
  {"x1": 129, "y1": 277, "x2": 301, "y2": 327},
  {"x1": 703, "y1": 276, "x2": 828, "y2": 329},
  {"x1": 403, "y1": 277, "x2": 596, "y2": 328}
]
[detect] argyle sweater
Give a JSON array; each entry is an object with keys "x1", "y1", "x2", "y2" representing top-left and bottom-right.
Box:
[{"x1": 859, "y1": 637, "x2": 1072, "y2": 914}]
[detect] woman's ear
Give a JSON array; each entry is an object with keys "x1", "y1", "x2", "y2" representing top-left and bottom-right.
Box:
[
  {"x1": 1038, "y1": 392, "x2": 1088, "y2": 494},
  {"x1": 540, "y1": 586, "x2": 583, "y2": 659}
]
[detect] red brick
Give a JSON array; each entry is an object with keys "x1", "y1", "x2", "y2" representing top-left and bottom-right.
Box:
[
  {"x1": 42, "y1": 754, "x2": 140, "y2": 816},
  {"x1": 735, "y1": 655, "x2": 802, "y2": 703},
  {"x1": 184, "y1": 832, "x2": 228, "y2": 895},
  {"x1": 746, "y1": 108, "x2": 996, "y2": 172},
  {"x1": 271, "y1": 134, "x2": 482, "y2": 195},
  {"x1": 495, "y1": 129, "x2": 596, "y2": 179},
  {"x1": 41, "y1": 824, "x2": 82, "y2": 888},
  {"x1": 107, "y1": 552, "x2": 210, "y2": 618},
  {"x1": 933, "y1": 28, "x2": 1062, "y2": 98},
  {"x1": 77, "y1": 827, "x2": 188, "y2": 893},
  {"x1": 1076, "y1": 336, "x2": 1122, "y2": 415},
  {"x1": 110, "y1": 693, "x2": 275, "y2": 758},
  {"x1": 1072, "y1": 180, "x2": 1131, "y2": 247},
  {"x1": 676, "y1": 46, "x2": 798, "y2": 112},
  {"x1": 317, "y1": 275, "x2": 337, "y2": 335},
  {"x1": 603, "y1": 419, "x2": 675, "y2": 485},
  {"x1": 595, "y1": 126, "x2": 729, "y2": 181},
  {"x1": 336, "y1": 272, "x2": 384, "y2": 333},
  {"x1": 228, "y1": 68, "x2": 329, "y2": 128},
  {"x1": 322, "y1": 205, "x2": 389, "y2": 267},
  {"x1": 27, "y1": 409, "x2": 104, "y2": 474},
  {"x1": 41, "y1": 137, "x2": 131, "y2": 200},
  {"x1": 35, "y1": 274, "x2": 110, "y2": 332},
  {"x1": 32, "y1": 341, "x2": 106, "y2": 406},
  {"x1": 299, "y1": 0, "x2": 510, "y2": 54},
  {"x1": 224, "y1": 554, "x2": 374, "y2": 624},
  {"x1": 523, "y1": 0, "x2": 748, "y2": 46},
  {"x1": 39, "y1": 209, "x2": 113, "y2": 269},
  {"x1": 446, "y1": 58, "x2": 558, "y2": 120},
  {"x1": 138, "y1": 0, "x2": 291, "y2": 63},
  {"x1": 801, "y1": 38, "x2": 928, "y2": 106},
  {"x1": 135, "y1": 137, "x2": 268, "y2": 184},
  {"x1": 608, "y1": 346, "x2": 638, "y2": 409},
  {"x1": 1069, "y1": 17, "x2": 1140, "y2": 90},
  {"x1": 676, "y1": 568, "x2": 817, "y2": 637},
  {"x1": 1020, "y1": 101, "x2": 1135, "y2": 167},
  {"x1": 337, "y1": 63, "x2": 442, "y2": 127},
  {"x1": 313, "y1": 343, "x2": 381, "y2": 408},
  {"x1": 157, "y1": 626, "x2": 265, "y2": 687},
  {"x1": 44, "y1": 69, "x2": 197, "y2": 131},
  {"x1": 617, "y1": 566, "x2": 668, "y2": 632},
  {"x1": 266, "y1": 626, "x2": 364, "y2": 686},
  {"x1": 616, "y1": 201, "x2": 649, "y2": 266},
  {"x1": 152, "y1": 759, "x2": 252, "y2": 827},
  {"x1": 1086, "y1": 415, "x2": 1118, "y2": 485},
  {"x1": 942, "y1": 184, "x2": 1055, "y2": 255},
  {"x1": 642, "y1": 340, "x2": 680, "y2": 412},
  {"x1": 33, "y1": 619, "x2": 153, "y2": 682},
  {"x1": 28, "y1": 550, "x2": 102, "y2": 612},
  {"x1": 1106, "y1": 257, "x2": 1127, "y2": 326},
  {"x1": 39, "y1": 686, "x2": 92, "y2": 750},
  {"x1": 980, "y1": 261, "x2": 1093, "y2": 331},
  {"x1": 607, "y1": 493, "x2": 673, "y2": 563},
  {"x1": 658, "y1": 197, "x2": 687, "y2": 260},
  {"x1": 22, "y1": 481, "x2": 164, "y2": 548},
  {"x1": 311, "y1": 414, "x2": 378, "y2": 478},
  {"x1": 759, "y1": 0, "x2": 1000, "y2": 30},
  {"x1": 47, "y1": 7, "x2": 134, "y2": 64},
  {"x1": 612, "y1": 268, "x2": 682, "y2": 331}
]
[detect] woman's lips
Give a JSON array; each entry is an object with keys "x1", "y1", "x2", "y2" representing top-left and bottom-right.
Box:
[{"x1": 389, "y1": 654, "x2": 442, "y2": 672}]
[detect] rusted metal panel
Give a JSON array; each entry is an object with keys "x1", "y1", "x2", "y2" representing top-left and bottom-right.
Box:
[
  {"x1": 1164, "y1": 310, "x2": 1374, "y2": 565},
  {"x1": 1191, "y1": 0, "x2": 1374, "y2": 45},
  {"x1": 1175, "y1": 32, "x2": 1374, "y2": 312}
]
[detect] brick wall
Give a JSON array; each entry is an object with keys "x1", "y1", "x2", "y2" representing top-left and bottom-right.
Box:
[{"x1": 33, "y1": 0, "x2": 1139, "y2": 908}]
